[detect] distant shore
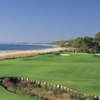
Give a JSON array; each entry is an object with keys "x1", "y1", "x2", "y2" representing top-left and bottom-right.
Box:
[
  {"x1": 0, "y1": 43, "x2": 60, "y2": 49},
  {"x1": 0, "y1": 43, "x2": 59, "y2": 46},
  {"x1": 24, "y1": 43, "x2": 60, "y2": 48}
]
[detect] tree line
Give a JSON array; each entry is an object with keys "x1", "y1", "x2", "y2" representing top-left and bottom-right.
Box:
[{"x1": 51, "y1": 32, "x2": 100, "y2": 53}]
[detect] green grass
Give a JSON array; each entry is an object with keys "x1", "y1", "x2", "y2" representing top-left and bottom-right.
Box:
[{"x1": 0, "y1": 52, "x2": 100, "y2": 99}]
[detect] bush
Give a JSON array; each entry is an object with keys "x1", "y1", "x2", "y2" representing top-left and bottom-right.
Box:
[
  {"x1": 7, "y1": 82, "x2": 14, "y2": 87},
  {"x1": 47, "y1": 85, "x2": 53, "y2": 91},
  {"x1": 63, "y1": 50, "x2": 68, "y2": 52},
  {"x1": 21, "y1": 81, "x2": 29, "y2": 86},
  {"x1": 88, "y1": 48, "x2": 93, "y2": 53},
  {"x1": 75, "y1": 48, "x2": 81, "y2": 52},
  {"x1": 41, "y1": 85, "x2": 47, "y2": 89},
  {"x1": 3, "y1": 78, "x2": 10, "y2": 82}
]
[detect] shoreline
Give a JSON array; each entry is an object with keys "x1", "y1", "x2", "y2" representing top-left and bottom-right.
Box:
[{"x1": 0, "y1": 47, "x2": 66, "y2": 57}]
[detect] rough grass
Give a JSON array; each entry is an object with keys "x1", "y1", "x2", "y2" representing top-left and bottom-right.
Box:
[{"x1": 0, "y1": 52, "x2": 100, "y2": 99}]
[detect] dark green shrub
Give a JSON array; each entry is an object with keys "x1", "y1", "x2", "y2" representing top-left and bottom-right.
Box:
[{"x1": 88, "y1": 48, "x2": 93, "y2": 53}]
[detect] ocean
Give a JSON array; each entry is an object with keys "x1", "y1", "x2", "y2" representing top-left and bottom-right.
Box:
[{"x1": 0, "y1": 44, "x2": 53, "y2": 51}]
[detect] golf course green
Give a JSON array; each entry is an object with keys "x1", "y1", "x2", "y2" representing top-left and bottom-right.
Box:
[{"x1": 0, "y1": 52, "x2": 100, "y2": 99}]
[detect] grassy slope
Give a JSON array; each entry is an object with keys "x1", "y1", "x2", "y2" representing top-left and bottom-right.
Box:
[{"x1": 0, "y1": 52, "x2": 100, "y2": 99}]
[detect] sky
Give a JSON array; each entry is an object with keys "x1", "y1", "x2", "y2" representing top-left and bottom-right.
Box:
[{"x1": 0, "y1": 0, "x2": 100, "y2": 43}]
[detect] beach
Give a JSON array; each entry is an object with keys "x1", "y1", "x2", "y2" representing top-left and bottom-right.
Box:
[{"x1": 0, "y1": 47, "x2": 66, "y2": 57}]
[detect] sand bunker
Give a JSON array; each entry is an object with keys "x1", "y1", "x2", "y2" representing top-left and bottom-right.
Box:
[
  {"x1": 59, "y1": 54, "x2": 70, "y2": 56},
  {"x1": 95, "y1": 54, "x2": 100, "y2": 56}
]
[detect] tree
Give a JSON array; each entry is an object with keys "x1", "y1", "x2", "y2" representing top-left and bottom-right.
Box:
[
  {"x1": 73, "y1": 37, "x2": 83, "y2": 48},
  {"x1": 94, "y1": 32, "x2": 100, "y2": 45},
  {"x1": 73, "y1": 37, "x2": 84, "y2": 52},
  {"x1": 73, "y1": 36, "x2": 94, "y2": 53},
  {"x1": 63, "y1": 40, "x2": 73, "y2": 47},
  {"x1": 92, "y1": 42, "x2": 99, "y2": 53},
  {"x1": 83, "y1": 36, "x2": 93, "y2": 48}
]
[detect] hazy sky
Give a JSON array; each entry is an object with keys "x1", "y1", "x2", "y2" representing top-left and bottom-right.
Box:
[{"x1": 0, "y1": 0, "x2": 100, "y2": 43}]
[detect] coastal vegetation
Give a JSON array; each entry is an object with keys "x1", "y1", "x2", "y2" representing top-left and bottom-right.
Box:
[
  {"x1": 51, "y1": 32, "x2": 100, "y2": 53},
  {"x1": 0, "y1": 52, "x2": 100, "y2": 99}
]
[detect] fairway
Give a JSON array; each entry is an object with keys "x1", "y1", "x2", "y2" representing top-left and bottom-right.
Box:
[{"x1": 0, "y1": 52, "x2": 100, "y2": 99}]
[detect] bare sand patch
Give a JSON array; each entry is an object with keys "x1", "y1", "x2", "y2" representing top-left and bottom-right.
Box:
[
  {"x1": 95, "y1": 54, "x2": 100, "y2": 56},
  {"x1": 59, "y1": 54, "x2": 70, "y2": 56}
]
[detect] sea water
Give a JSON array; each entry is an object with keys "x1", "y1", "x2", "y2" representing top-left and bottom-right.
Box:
[{"x1": 0, "y1": 44, "x2": 53, "y2": 51}]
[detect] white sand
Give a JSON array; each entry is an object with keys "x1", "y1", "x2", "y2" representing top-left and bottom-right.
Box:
[
  {"x1": 95, "y1": 54, "x2": 100, "y2": 56},
  {"x1": 0, "y1": 47, "x2": 66, "y2": 56},
  {"x1": 59, "y1": 54, "x2": 70, "y2": 56}
]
